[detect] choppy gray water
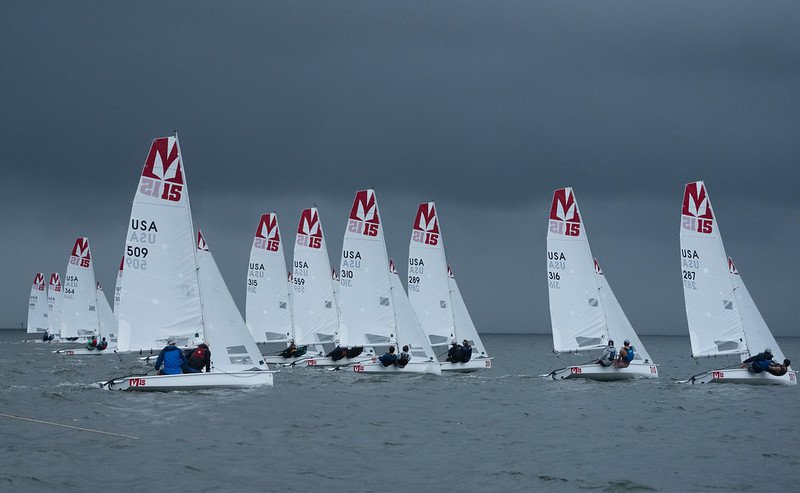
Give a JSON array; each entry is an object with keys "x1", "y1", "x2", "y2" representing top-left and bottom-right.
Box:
[{"x1": 1, "y1": 331, "x2": 797, "y2": 492}]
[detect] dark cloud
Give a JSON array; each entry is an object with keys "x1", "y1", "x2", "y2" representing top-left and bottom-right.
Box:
[{"x1": 2, "y1": 1, "x2": 798, "y2": 336}]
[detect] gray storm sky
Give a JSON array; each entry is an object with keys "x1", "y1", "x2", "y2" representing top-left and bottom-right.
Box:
[{"x1": 1, "y1": 1, "x2": 798, "y2": 335}]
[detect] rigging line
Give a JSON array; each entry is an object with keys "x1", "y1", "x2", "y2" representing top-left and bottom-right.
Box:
[{"x1": 0, "y1": 413, "x2": 138, "y2": 440}]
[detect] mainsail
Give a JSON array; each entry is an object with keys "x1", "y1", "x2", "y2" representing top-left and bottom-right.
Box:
[
  {"x1": 117, "y1": 135, "x2": 203, "y2": 352},
  {"x1": 96, "y1": 283, "x2": 118, "y2": 345},
  {"x1": 245, "y1": 213, "x2": 293, "y2": 343},
  {"x1": 61, "y1": 237, "x2": 98, "y2": 339},
  {"x1": 546, "y1": 188, "x2": 607, "y2": 352},
  {"x1": 27, "y1": 273, "x2": 48, "y2": 334},
  {"x1": 388, "y1": 260, "x2": 438, "y2": 362},
  {"x1": 338, "y1": 189, "x2": 395, "y2": 347},
  {"x1": 197, "y1": 231, "x2": 267, "y2": 372},
  {"x1": 679, "y1": 181, "x2": 746, "y2": 358},
  {"x1": 291, "y1": 207, "x2": 338, "y2": 345}
]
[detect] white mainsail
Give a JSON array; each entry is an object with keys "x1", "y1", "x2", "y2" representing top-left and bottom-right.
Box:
[
  {"x1": 728, "y1": 258, "x2": 785, "y2": 363},
  {"x1": 407, "y1": 202, "x2": 455, "y2": 347},
  {"x1": 448, "y1": 266, "x2": 489, "y2": 358},
  {"x1": 291, "y1": 207, "x2": 338, "y2": 345},
  {"x1": 338, "y1": 189, "x2": 395, "y2": 347},
  {"x1": 197, "y1": 231, "x2": 267, "y2": 372},
  {"x1": 546, "y1": 188, "x2": 607, "y2": 352},
  {"x1": 61, "y1": 237, "x2": 99, "y2": 339},
  {"x1": 47, "y1": 273, "x2": 63, "y2": 336},
  {"x1": 679, "y1": 181, "x2": 746, "y2": 358},
  {"x1": 27, "y1": 273, "x2": 48, "y2": 334},
  {"x1": 246, "y1": 213, "x2": 293, "y2": 343},
  {"x1": 117, "y1": 136, "x2": 203, "y2": 352},
  {"x1": 388, "y1": 260, "x2": 438, "y2": 362},
  {"x1": 96, "y1": 283, "x2": 117, "y2": 345}
]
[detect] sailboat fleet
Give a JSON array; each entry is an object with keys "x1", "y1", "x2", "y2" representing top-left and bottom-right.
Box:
[{"x1": 25, "y1": 136, "x2": 795, "y2": 389}]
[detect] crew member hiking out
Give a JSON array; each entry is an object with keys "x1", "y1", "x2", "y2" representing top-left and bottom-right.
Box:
[
  {"x1": 378, "y1": 346, "x2": 398, "y2": 367},
  {"x1": 184, "y1": 342, "x2": 211, "y2": 373},
  {"x1": 395, "y1": 345, "x2": 411, "y2": 368},
  {"x1": 615, "y1": 340, "x2": 635, "y2": 368}
]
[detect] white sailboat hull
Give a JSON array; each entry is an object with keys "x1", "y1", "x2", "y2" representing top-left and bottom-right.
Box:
[
  {"x1": 440, "y1": 357, "x2": 493, "y2": 373},
  {"x1": 546, "y1": 362, "x2": 659, "y2": 381},
  {"x1": 686, "y1": 368, "x2": 797, "y2": 386},
  {"x1": 353, "y1": 359, "x2": 442, "y2": 375},
  {"x1": 102, "y1": 371, "x2": 274, "y2": 391}
]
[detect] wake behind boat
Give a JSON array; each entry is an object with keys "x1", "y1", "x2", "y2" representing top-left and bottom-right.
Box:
[
  {"x1": 679, "y1": 181, "x2": 795, "y2": 386},
  {"x1": 543, "y1": 187, "x2": 657, "y2": 381}
]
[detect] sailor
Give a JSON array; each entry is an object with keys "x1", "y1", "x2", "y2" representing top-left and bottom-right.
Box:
[
  {"x1": 96, "y1": 337, "x2": 108, "y2": 351},
  {"x1": 742, "y1": 348, "x2": 776, "y2": 373},
  {"x1": 378, "y1": 346, "x2": 398, "y2": 367},
  {"x1": 327, "y1": 346, "x2": 348, "y2": 361},
  {"x1": 766, "y1": 359, "x2": 791, "y2": 376},
  {"x1": 460, "y1": 339, "x2": 473, "y2": 363},
  {"x1": 446, "y1": 341, "x2": 463, "y2": 363},
  {"x1": 184, "y1": 342, "x2": 211, "y2": 373},
  {"x1": 279, "y1": 340, "x2": 298, "y2": 359},
  {"x1": 86, "y1": 336, "x2": 98, "y2": 350},
  {"x1": 615, "y1": 340, "x2": 635, "y2": 368},
  {"x1": 395, "y1": 345, "x2": 411, "y2": 368},
  {"x1": 597, "y1": 340, "x2": 616, "y2": 367},
  {"x1": 42, "y1": 331, "x2": 50, "y2": 342},
  {"x1": 154, "y1": 337, "x2": 187, "y2": 375}
]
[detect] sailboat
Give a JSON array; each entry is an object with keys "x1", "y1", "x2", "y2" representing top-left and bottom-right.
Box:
[
  {"x1": 407, "y1": 202, "x2": 492, "y2": 372},
  {"x1": 337, "y1": 189, "x2": 440, "y2": 375},
  {"x1": 105, "y1": 135, "x2": 272, "y2": 390},
  {"x1": 246, "y1": 213, "x2": 294, "y2": 349},
  {"x1": 27, "y1": 273, "x2": 48, "y2": 336},
  {"x1": 54, "y1": 238, "x2": 118, "y2": 355},
  {"x1": 680, "y1": 180, "x2": 795, "y2": 385},
  {"x1": 543, "y1": 187, "x2": 658, "y2": 380}
]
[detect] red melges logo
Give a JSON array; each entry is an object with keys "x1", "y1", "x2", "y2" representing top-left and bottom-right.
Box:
[
  {"x1": 411, "y1": 202, "x2": 439, "y2": 245},
  {"x1": 70, "y1": 237, "x2": 91, "y2": 268},
  {"x1": 197, "y1": 230, "x2": 209, "y2": 251},
  {"x1": 728, "y1": 257, "x2": 739, "y2": 275},
  {"x1": 139, "y1": 137, "x2": 183, "y2": 202},
  {"x1": 348, "y1": 190, "x2": 380, "y2": 237},
  {"x1": 33, "y1": 273, "x2": 45, "y2": 291},
  {"x1": 593, "y1": 258, "x2": 603, "y2": 275},
  {"x1": 681, "y1": 181, "x2": 714, "y2": 234},
  {"x1": 254, "y1": 213, "x2": 280, "y2": 252},
  {"x1": 50, "y1": 273, "x2": 62, "y2": 292},
  {"x1": 549, "y1": 188, "x2": 581, "y2": 237},
  {"x1": 296, "y1": 208, "x2": 323, "y2": 249},
  {"x1": 129, "y1": 378, "x2": 146, "y2": 387}
]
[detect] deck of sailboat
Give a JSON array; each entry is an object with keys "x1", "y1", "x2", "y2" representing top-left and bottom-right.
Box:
[
  {"x1": 102, "y1": 370, "x2": 275, "y2": 391},
  {"x1": 546, "y1": 362, "x2": 659, "y2": 381},
  {"x1": 686, "y1": 367, "x2": 797, "y2": 386}
]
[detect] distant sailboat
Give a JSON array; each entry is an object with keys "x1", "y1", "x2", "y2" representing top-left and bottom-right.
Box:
[
  {"x1": 27, "y1": 273, "x2": 48, "y2": 335},
  {"x1": 543, "y1": 187, "x2": 658, "y2": 380},
  {"x1": 680, "y1": 180, "x2": 795, "y2": 385},
  {"x1": 246, "y1": 213, "x2": 294, "y2": 346},
  {"x1": 47, "y1": 273, "x2": 63, "y2": 340},
  {"x1": 407, "y1": 202, "x2": 491, "y2": 372}
]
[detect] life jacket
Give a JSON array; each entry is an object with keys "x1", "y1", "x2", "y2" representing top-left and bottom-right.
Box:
[
  {"x1": 625, "y1": 346, "x2": 635, "y2": 362},
  {"x1": 189, "y1": 346, "x2": 207, "y2": 368},
  {"x1": 396, "y1": 354, "x2": 410, "y2": 368},
  {"x1": 460, "y1": 346, "x2": 473, "y2": 363},
  {"x1": 96, "y1": 341, "x2": 108, "y2": 351}
]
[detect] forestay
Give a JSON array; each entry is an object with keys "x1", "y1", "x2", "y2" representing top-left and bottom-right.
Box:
[
  {"x1": 61, "y1": 237, "x2": 98, "y2": 339},
  {"x1": 389, "y1": 261, "x2": 438, "y2": 361},
  {"x1": 246, "y1": 213, "x2": 293, "y2": 343},
  {"x1": 291, "y1": 208, "x2": 338, "y2": 345},
  {"x1": 197, "y1": 231, "x2": 267, "y2": 372},
  {"x1": 117, "y1": 136, "x2": 203, "y2": 352},
  {"x1": 547, "y1": 188, "x2": 607, "y2": 353},
  {"x1": 679, "y1": 181, "x2": 746, "y2": 358},
  {"x1": 27, "y1": 273, "x2": 48, "y2": 334},
  {"x1": 728, "y1": 258, "x2": 786, "y2": 363},
  {"x1": 338, "y1": 189, "x2": 395, "y2": 347},
  {"x1": 407, "y1": 202, "x2": 455, "y2": 347},
  {"x1": 47, "y1": 273, "x2": 63, "y2": 336}
]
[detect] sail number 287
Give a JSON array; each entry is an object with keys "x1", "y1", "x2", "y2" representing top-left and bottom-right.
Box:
[{"x1": 682, "y1": 270, "x2": 696, "y2": 290}]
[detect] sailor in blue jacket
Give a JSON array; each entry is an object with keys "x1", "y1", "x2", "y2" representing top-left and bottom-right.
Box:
[
  {"x1": 742, "y1": 348, "x2": 775, "y2": 373},
  {"x1": 154, "y1": 338, "x2": 187, "y2": 375}
]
